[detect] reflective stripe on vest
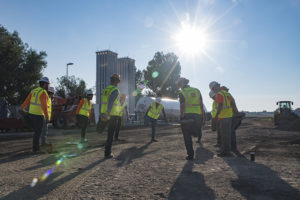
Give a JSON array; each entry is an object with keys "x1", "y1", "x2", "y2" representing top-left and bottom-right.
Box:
[
  {"x1": 118, "y1": 101, "x2": 127, "y2": 117},
  {"x1": 211, "y1": 101, "x2": 217, "y2": 118},
  {"x1": 147, "y1": 102, "x2": 164, "y2": 119},
  {"x1": 47, "y1": 98, "x2": 52, "y2": 119},
  {"x1": 180, "y1": 87, "x2": 202, "y2": 115},
  {"x1": 79, "y1": 98, "x2": 92, "y2": 117},
  {"x1": 101, "y1": 85, "x2": 120, "y2": 116},
  {"x1": 29, "y1": 87, "x2": 48, "y2": 116},
  {"x1": 217, "y1": 90, "x2": 233, "y2": 118}
]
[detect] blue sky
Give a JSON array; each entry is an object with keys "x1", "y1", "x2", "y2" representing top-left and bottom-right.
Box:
[{"x1": 1, "y1": 0, "x2": 300, "y2": 111}]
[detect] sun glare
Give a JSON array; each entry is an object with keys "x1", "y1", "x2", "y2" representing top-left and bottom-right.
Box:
[{"x1": 172, "y1": 22, "x2": 209, "y2": 56}]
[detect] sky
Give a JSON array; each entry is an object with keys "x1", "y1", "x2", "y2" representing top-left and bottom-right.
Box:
[{"x1": 1, "y1": 0, "x2": 300, "y2": 111}]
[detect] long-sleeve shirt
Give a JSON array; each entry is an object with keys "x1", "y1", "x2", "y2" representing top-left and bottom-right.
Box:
[
  {"x1": 107, "y1": 90, "x2": 119, "y2": 113},
  {"x1": 21, "y1": 91, "x2": 49, "y2": 119},
  {"x1": 76, "y1": 98, "x2": 92, "y2": 119}
]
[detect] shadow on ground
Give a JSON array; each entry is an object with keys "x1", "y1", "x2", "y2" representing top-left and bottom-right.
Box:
[
  {"x1": 168, "y1": 147, "x2": 215, "y2": 200},
  {"x1": 225, "y1": 157, "x2": 300, "y2": 200},
  {"x1": 115, "y1": 142, "x2": 156, "y2": 167},
  {"x1": 1, "y1": 158, "x2": 105, "y2": 200}
]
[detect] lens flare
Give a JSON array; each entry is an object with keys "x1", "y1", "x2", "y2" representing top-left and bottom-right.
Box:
[
  {"x1": 30, "y1": 178, "x2": 38, "y2": 187},
  {"x1": 77, "y1": 143, "x2": 83, "y2": 150},
  {"x1": 41, "y1": 169, "x2": 53, "y2": 182},
  {"x1": 132, "y1": 90, "x2": 138, "y2": 97},
  {"x1": 152, "y1": 71, "x2": 159, "y2": 78},
  {"x1": 56, "y1": 158, "x2": 63, "y2": 166}
]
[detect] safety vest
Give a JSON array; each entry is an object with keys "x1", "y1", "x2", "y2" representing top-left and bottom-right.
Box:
[
  {"x1": 147, "y1": 102, "x2": 164, "y2": 119},
  {"x1": 101, "y1": 85, "x2": 120, "y2": 116},
  {"x1": 118, "y1": 101, "x2": 127, "y2": 117},
  {"x1": 47, "y1": 98, "x2": 52, "y2": 120},
  {"x1": 79, "y1": 98, "x2": 92, "y2": 117},
  {"x1": 29, "y1": 87, "x2": 48, "y2": 117},
  {"x1": 179, "y1": 87, "x2": 202, "y2": 115},
  {"x1": 217, "y1": 90, "x2": 233, "y2": 119},
  {"x1": 211, "y1": 101, "x2": 217, "y2": 118}
]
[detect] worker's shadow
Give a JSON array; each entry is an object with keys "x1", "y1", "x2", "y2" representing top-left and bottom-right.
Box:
[
  {"x1": 224, "y1": 157, "x2": 300, "y2": 200},
  {"x1": 115, "y1": 142, "x2": 156, "y2": 167},
  {"x1": 168, "y1": 155, "x2": 215, "y2": 200},
  {"x1": 1, "y1": 158, "x2": 105, "y2": 200},
  {"x1": 195, "y1": 146, "x2": 214, "y2": 165}
]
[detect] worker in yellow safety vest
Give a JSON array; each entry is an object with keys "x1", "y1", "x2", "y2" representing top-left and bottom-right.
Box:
[
  {"x1": 114, "y1": 93, "x2": 129, "y2": 141},
  {"x1": 145, "y1": 96, "x2": 167, "y2": 142},
  {"x1": 21, "y1": 77, "x2": 50, "y2": 153},
  {"x1": 101, "y1": 74, "x2": 121, "y2": 159},
  {"x1": 76, "y1": 90, "x2": 93, "y2": 143},
  {"x1": 177, "y1": 77, "x2": 205, "y2": 160},
  {"x1": 209, "y1": 81, "x2": 238, "y2": 157},
  {"x1": 41, "y1": 86, "x2": 55, "y2": 146},
  {"x1": 209, "y1": 90, "x2": 220, "y2": 147}
]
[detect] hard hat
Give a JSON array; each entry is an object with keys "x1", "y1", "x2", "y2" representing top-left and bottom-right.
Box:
[
  {"x1": 177, "y1": 77, "x2": 189, "y2": 88},
  {"x1": 209, "y1": 81, "x2": 219, "y2": 90},
  {"x1": 156, "y1": 97, "x2": 162, "y2": 103},
  {"x1": 40, "y1": 77, "x2": 50, "y2": 84},
  {"x1": 111, "y1": 74, "x2": 121, "y2": 82},
  {"x1": 121, "y1": 93, "x2": 126, "y2": 99},
  {"x1": 209, "y1": 90, "x2": 216, "y2": 98},
  {"x1": 48, "y1": 87, "x2": 55, "y2": 94},
  {"x1": 87, "y1": 90, "x2": 93, "y2": 95}
]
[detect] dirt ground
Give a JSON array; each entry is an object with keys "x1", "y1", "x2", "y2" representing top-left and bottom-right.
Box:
[{"x1": 0, "y1": 118, "x2": 299, "y2": 200}]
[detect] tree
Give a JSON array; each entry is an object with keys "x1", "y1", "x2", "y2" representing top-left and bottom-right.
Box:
[
  {"x1": 143, "y1": 52, "x2": 181, "y2": 98},
  {"x1": 0, "y1": 25, "x2": 47, "y2": 104},
  {"x1": 55, "y1": 76, "x2": 87, "y2": 98}
]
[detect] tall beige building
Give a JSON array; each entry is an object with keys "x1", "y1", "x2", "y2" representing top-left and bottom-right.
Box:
[{"x1": 96, "y1": 50, "x2": 136, "y2": 114}]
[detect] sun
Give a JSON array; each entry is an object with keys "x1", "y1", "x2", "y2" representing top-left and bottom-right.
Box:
[{"x1": 172, "y1": 22, "x2": 209, "y2": 56}]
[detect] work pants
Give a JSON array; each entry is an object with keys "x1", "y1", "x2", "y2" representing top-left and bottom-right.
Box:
[
  {"x1": 216, "y1": 120, "x2": 221, "y2": 145},
  {"x1": 231, "y1": 116, "x2": 241, "y2": 150},
  {"x1": 105, "y1": 116, "x2": 118, "y2": 156},
  {"x1": 77, "y1": 115, "x2": 88, "y2": 140},
  {"x1": 41, "y1": 120, "x2": 48, "y2": 145},
  {"x1": 28, "y1": 114, "x2": 44, "y2": 152},
  {"x1": 218, "y1": 117, "x2": 232, "y2": 155},
  {"x1": 114, "y1": 116, "x2": 122, "y2": 140},
  {"x1": 181, "y1": 114, "x2": 202, "y2": 157},
  {"x1": 149, "y1": 117, "x2": 157, "y2": 140}
]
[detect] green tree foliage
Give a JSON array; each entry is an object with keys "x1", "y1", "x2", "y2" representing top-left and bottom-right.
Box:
[
  {"x1": 0, "y1": 25, "x2": 47, "y2": 104},
  {"x1": 143, "y1": 52, "x2": 181, "y2": 98},
  {"x1": 55, "y1": 76, "x2": 87, "y2": 98}
]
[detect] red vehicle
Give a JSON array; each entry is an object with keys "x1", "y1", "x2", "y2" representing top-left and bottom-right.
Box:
[{"x1": 51, "y1": 95, "x2": 95, "y2": 128}]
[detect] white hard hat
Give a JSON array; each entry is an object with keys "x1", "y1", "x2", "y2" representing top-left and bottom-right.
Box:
[
  {"x1": 209, "y1": 90, "x2": 216, "y2": 98},
  {"x1": 40, "y1": 77, "x2": 50, "y2": 84},
  {"x1": 48, "y1": 87, "x2": 55, "y2": 94},
  {"x1": 87, "y1": 90, "x2": 93, "y2": 95},
  {"x1": 209, "y1": 81, "x2": 219, "y2": 90}
]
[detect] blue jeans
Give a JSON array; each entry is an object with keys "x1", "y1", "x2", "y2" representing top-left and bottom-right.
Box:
[
  {"x1": 150, "y1": 117, "x2": 157, "y2": 139},
  {"x1": 41, "y1": 120, "x2": 48, "y2": 145}
]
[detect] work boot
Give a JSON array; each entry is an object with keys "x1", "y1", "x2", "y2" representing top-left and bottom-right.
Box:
[
  {"x1": 105, "y1": 153, "x2": 114, "y2": 159},
  {"x1": 185, "y1": 155, "x2": 194, "y2": 161},
  {"x1": 151, "y1": 139, "x2": 158, "y2": 142}
]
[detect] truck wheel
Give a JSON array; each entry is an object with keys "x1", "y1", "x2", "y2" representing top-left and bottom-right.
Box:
[{"x1": 53, "y1": 115, "x2": 66, "y2": 129}]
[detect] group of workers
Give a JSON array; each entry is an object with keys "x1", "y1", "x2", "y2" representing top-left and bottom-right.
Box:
[{"x1": 20, "y1": 73, "x2": 239, "y2": 160}]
